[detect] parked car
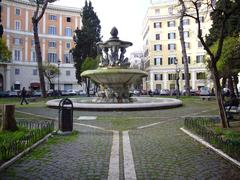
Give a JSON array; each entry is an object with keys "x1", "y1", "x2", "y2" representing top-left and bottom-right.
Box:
[
  {"x1": 199, "y1": 87, "x2": 210, "y2": 96},
  {"x1": 181, "y1": 89, "x2": 197, "y2": 96},
  {"x1": 153, "y1": 89, "x2": 160, "y2": 95},
  {"x1": 67, "y1": 89, "x2": 77, "y2": 96},
  {"x1": 61, "y1": 90, "x2": 69, "y2": 96},
  {"x1": 32, "y1": 90, "x2": 42, "y2": 97},
  {"x1": 78, "y1": 90, "x2": 86, "y2": 96},
  {"x1": 160, "y1": 89, "x2": 170, "y2": 96},
  {"x1": 7, "y1": 91, "x2": 19, "y2": 97},
  {"x1": 133, "y1": 89, "x2": 140, "y2": 96},
  {"x1": 0, "y1": 91, "x2": 9, "y2": 97},
  {"x1": 140, "y1": 89, "x2": 147, "y2": 95}
]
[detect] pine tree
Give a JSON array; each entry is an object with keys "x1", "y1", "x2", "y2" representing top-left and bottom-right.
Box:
[{"x1": 71, "y1": 0, "x2": 101, "y2": 95}]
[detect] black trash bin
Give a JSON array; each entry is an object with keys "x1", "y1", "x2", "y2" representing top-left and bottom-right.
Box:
[{"x1": 58, "y1": 98, "x2": 73, "y2": 133}]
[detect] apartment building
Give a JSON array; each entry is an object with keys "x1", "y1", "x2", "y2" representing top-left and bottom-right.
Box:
[
  {"x1": 0, "y1": 0, "x2": 81, "y2": 92},
  {"x1": 142, "y1": 0, "x2": 213, "y2": 92}
]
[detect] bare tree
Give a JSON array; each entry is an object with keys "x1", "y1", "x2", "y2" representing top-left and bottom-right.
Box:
[
  {"x1": 182, "y1": 0, "x2": 239, "y2": 128},
  {"x1": 178, "y1": 0, "x2": 191, "y2": 96},
  {"x1": 31, "y1": 0, "x2": 56, "y2": 97}
]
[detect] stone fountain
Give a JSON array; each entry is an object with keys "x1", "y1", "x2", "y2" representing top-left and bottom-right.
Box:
[
  {"x1": 46, "y1": 27, "x2": 182, "y2": 111},
  {"x1": 81, "y1": 27, "x2": 148, "y2": 103}
]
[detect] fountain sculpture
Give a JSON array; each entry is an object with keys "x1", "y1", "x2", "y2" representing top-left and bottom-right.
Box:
[{"x1": 81, "y1": 27, "x2": 148, "y2": 103}]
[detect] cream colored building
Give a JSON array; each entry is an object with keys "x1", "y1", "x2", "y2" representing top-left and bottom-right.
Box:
[
  {"x1": 142, "y1": 0, "x2": 213, "y2": 92},
  {"x1": 0, "y1": 0, "x2": 82, "y2": 92}
]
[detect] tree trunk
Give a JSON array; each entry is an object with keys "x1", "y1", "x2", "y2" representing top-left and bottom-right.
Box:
[
  {"x1": 1, "y1": 105, "x2": 18, "y2": 131},
  {"x1": 178, "y1": 0, "x2": 190, "y2": 96},
  {"x1": 33, "y1": 21, "x2": 47, "y2": 97},
  {"x1": 222, "y1": 77, "x2": 226, "y2": 88},
  {"x1": 227, "y1": 75, "x2": 234, "y2": 94},
  {"x1": 211, "y1": 64, "x2": 228, "y2": 128},
  {"x1": 233, "y1": 74, "x2": 239, "y2": 97}
]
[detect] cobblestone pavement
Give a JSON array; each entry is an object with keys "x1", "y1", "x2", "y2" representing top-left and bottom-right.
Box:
[
  {"x1": 1, "y1": 98, "x2": 240, "y2": 179},
  {"x1": 0, "y1": 126, "x2": 112, "y2": 179}
]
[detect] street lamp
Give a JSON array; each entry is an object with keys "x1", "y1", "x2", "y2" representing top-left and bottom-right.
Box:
[
  {"x1": 174, "y1": 59, "x2": 180, "y2": 98},
  {"x1": 57, "y1": 59, "x2": 61, "y2": 97}
]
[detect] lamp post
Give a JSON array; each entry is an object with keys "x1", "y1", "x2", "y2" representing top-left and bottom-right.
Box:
[
  {"x1": 174, "y1": 59, "x2": 180, "y2": 99},
  {"x1": 57, "y1": 59, "x2": 61, "y2": 97}
]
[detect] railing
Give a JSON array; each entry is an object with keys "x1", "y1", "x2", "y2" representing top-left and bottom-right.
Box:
[
  {"x1": 0, "y1": 120, "x2": 54, "y2": 164},
  {"x1": 185, "y1": 117, "x2": 240, "y2": 161}
]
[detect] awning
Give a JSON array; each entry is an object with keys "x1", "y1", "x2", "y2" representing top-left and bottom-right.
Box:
[{"x1": 30, "y1": 82, "x2": 40, "y2": 88}]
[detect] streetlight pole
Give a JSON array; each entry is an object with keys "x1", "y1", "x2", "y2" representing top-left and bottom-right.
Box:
[
  {"x1": 57, "y1": 59, "x2": 61, "y2": 97},
  {"x1": 175, "y1": 59, "x2": 180, "y2": 99}
]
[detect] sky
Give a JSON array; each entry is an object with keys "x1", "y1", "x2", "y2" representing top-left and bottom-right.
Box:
[{"x1": 53, "y1": 0, "x2": 151, "y2": 55}]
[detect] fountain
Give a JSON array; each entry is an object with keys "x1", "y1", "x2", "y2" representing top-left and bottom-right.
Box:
[
  {"x1": 46, "y1": 27, "x2": 182, "y2": 110},
  {"x1": 81, "y1": 27, "x2": 148, "y2": 103}
]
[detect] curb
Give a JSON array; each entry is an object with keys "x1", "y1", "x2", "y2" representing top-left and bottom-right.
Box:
[
  {"x1": 0, "y1": 131, "x2": 56, "y2": 172},
  {"x1": 180, "y1": 127, "x2": 240, "y2": 168}
]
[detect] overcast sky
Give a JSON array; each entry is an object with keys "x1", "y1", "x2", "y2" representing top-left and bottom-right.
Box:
[{"x1": 53, "y1": 0, "x2": 151, "y2": 55}]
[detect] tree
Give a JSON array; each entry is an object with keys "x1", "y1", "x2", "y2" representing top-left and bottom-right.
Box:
[
  {"x1": 43, "y1": 63, "x2": 59, "y2": 89},
  {"x1": 178, "y1": 0, "x2": 191, "y2": 96},
  {"x1": 81, "y1": 56, "x2": 99, "y2": 96},
  {"x1": 0, "y1": 0, "x2": 3, "y2": 38},
  {"x1": 30, "y1": 0, "x2": 56, "y2": 97},
  {"x1": 71, "y1": 0, "x2": 101, "y2": 90},
  {"x1": 182, "y1": 0, "x2": 240, "y2": 128},
  {"x1": 0, "y1": 39, "x2": 11, "y2": 62}
]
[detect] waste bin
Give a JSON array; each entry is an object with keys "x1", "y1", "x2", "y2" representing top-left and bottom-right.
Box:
[{"x1": 58, "y1": 98, "x2": 73, "y2": 133}]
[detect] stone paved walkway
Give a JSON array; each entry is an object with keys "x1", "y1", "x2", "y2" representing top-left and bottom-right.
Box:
[{"x1": 1, "y1": 100, "x2": 240, "y2": 179}]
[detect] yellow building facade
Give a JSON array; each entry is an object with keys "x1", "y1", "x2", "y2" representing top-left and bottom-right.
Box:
[
  {"x1": 142, "y1": 0, "x2": 213, "y2": 92},
  {"x1": 0, "y1": 0, "x2": 81, "y2": 91}
]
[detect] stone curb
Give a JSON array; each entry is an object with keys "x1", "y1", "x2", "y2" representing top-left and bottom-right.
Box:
[
  {"x1": 0, "y1": 131, "x2": 55, "y2": 172},
  {"x1": 180, "y1": 127, "x2": 240, "y2": 169}
]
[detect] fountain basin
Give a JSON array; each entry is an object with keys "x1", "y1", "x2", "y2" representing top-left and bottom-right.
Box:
[
  {"x1": 81, "y1": 68, "x2": 148, "y2": 85},
  {"x1": 46, "y1": 97, "x2": 183, "y2": 111}
]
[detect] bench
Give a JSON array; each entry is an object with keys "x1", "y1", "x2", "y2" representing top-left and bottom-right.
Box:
[
  {"x1": 225, "y1": 105, "x2": 240, "y2": 127},
  {"x1": 200, "y1": 96, "x2": 215, "y2": 101}
]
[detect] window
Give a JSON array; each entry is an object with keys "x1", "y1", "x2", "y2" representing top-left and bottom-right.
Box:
[
  {"x1": 48, "y1": 53, "x2": 57, "y2": 63},
  {"x1": 182, "y1": 56, "x2": 191, "y2": 64},
  {"x1": 185, "y1": 42, "x2": 190, "y2": 49},
  {"x1": 66, "y1": 17, "x2": 71, "y2": 22},
  {"x1": 155, "y1": 34, "x2": 160, "y2": 40},
  {"x1": 33, "y1": 69, "x2": 38, "y2": 76},
  {"x1": 168, "y1": 7, "x2": 173, "y2": 15},
  {"x1": 49, "y1": 15, "x2": 57, "y2": 20},
  {"x1": 154, "y1": 22, "x2": 161, "y2": 28},
  {"x1": 15, "y1": 21, "x2": 21, "y2": 31},
  {"x1": 31, "y1": 50, "x2": 36, "y2": 62},
  {"x1": 66, "y1": 42, "x2": 71, "y2": 49},
  {"x1": 48, "y1": 41, "x2": 56, "y2": 48},
  {"x1": 14, "y1": 38, "x2": 22, "y2": 45},
  {"x1": 168, "y1": 32, "x2": 176, "y2": 39},
  {"x1": 182, "y1": 73, "x2": 191, "y2": 80},
  {"x1": 168, "y1": 57, "x2": 177, "y2": 65},
  {"x1": 154, "y1": 44, "x2": 162, "y2": 51},
  {"x1": 15, "y1": 8, "x2": 20, "y2": 16},
  {"x1": 155, "y1": 9, "x2": 160, "y2": 15},
  {"x1": 64, "y1": 53, "x2": 72, "y2": 63},
  {"x1": 196, "y1": 16, "x2": 204, "y2": 23},
  {"x1": 168, "y1": 73, "x2": 176, "y2": 80},
  {"x1": 66, "y1": 70, "x2": 71, "y2": 76},
  {"x1": 183, "y1": 19, "x2": 190, "y2": 26},
  {"x1": 65, "y1": 28, "x2": 72, "y2": 37},
  {"x1": 196, "y1": 55, "x2": 204, "y2": 63},
  {"x1": 183, "y1": 31, "x2": 189, "y2": 38},
  {"x1": 197, "y1": 72, "x2": 206, "y2": 80},
  {"x1": 167, "y1": 21, "x2": 175, "y2": 27},
  {"x1": 154, "y1": 57, "x2": 162, "y2": 65},
  {"x1": 168, "y1": 44, "x2": 176, "y2": 51},
  {"x1": 15, "y1": 68, "x2": 20, "y2": 75},
  {"x1": 198, "y1": 41, "x2": 203, "y2": 47},
  {"x1": 14, "y1": 50, "x2": 21, "y2": 61},
  {"x1": 154, "y1": 74, "x2": 163, "y2": 80},
  {"x1": 48, "y1": 26, "x2": 57, "y2": 35}
]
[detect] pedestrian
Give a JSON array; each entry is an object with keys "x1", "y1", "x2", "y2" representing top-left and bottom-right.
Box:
[{"x1": 20, "y1": 87, "x2": 29, "y2": 105}]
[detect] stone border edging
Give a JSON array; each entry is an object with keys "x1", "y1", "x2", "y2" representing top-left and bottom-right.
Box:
[
  {"x1": 180, "y1": 127, "x2": 240, "y2": 168},
  {"x1": 0, "y1": 131, "x2": 56, "y2": 172}
]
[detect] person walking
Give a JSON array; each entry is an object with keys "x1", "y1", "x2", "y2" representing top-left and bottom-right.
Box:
[{"x1": 20, "y1": 87, "x2": 28, "y2": 105}]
